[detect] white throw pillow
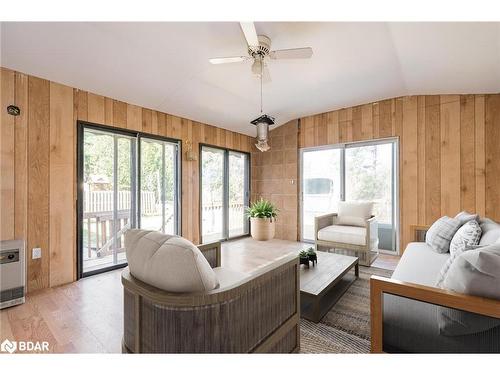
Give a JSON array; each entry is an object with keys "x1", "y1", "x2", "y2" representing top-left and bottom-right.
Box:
[
  {"x1": 435, "y1": 220, "x2": 482, "y2": 287},
  {"x1": 425, "y1": 216, "x2": 462, "y2": 254},
  {"x1": 125, "y1": 229, "x2": 219, "y2": 292},
  {"x1": 337, "y1": 201, "x2": 374, "y2": 227}
]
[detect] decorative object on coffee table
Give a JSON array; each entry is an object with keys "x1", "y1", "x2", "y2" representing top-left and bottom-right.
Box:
[
  {"x1": 246, "y1": 198, "x2": 279, "y2": 241},
  {"x1": 307, "y1": 247, "x2": 317, "y2": 266},
  {"x1": 299, "y1": 250, "x2": 310, "y2": 268},
  {"x1": 300, "y1": 251, "x2": 359, "y2": 323}
]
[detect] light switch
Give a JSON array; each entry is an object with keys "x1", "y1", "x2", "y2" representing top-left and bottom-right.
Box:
[{"x1": 32, "y1": 248, "x2": 42, "y2": 259}]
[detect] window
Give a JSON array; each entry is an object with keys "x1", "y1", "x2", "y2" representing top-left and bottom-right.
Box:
[
  {"x1": 78, "y1": 123, "x2": 180, "y2": 277},
  {"x1": 301, "y1": 139, "x2": 398, "y2": 252},
  {"x1": 201, "y1": 146, "x2": 250, "y2": 243}
]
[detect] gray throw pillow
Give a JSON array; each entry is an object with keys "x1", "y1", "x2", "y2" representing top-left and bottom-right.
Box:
[
  {"x1": 454, "y1": 211, "x2": 479, "y2": 225},
  {"x1": 437, "y1": 242, "x2": 500, "y2": 336},
  {"x1": 425, "y1": 216, "x2": 462, "y2": 254}
]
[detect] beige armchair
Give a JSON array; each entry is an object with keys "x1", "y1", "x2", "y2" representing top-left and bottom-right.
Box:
[
  {"x1": 314, "y1": 209, "x2": 379, "y2": 266},
  {"x1": 122, "y1": 232, "x2": 300, "y2": 353}
]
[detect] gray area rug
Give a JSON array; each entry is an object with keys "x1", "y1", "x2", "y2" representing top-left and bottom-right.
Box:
[{"x1": 300, "y1": 266, "x2": 393, "y2": 353}]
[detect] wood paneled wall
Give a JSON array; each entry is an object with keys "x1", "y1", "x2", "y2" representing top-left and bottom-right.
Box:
[
  {"x1": 299, "y1": 94, "x2": 500, "y2": 251},
  {"x1": 0, "y1": 67, "x2": 254, "y2": 292}
]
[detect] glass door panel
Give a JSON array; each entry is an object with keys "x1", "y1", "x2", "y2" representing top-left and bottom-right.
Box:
[
  {"x1": 140, "y1": 138, "x2": 179, "y2": 235},
  {"x1": 201, "y1": 147, "x2": 225, "y2": 242},
  {"x1": 81, "y1": 128, "x2": 134, "y2": 275},
  {"x1": 301, "y1": 148, "x2": 342, "y2": 241},
  {"x1": 228, "y1": 151, "x2": 249, "y2": 238},
  {"x1": 140, "y1": 139, "x2": 163, "y2": 232},
  {"x1": 163, "y1": 143, "x2": 178, "y2": 235},
  {"x1": 345, "y1": 142, "x2": 396, "y2": 251}
]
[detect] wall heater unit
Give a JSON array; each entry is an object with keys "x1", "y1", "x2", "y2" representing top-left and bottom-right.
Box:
[{"x1": 0, "y1": 240, "x2": 26, "y2": 309}]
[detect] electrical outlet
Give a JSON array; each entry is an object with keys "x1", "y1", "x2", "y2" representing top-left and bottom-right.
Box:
[{"x1": 32, "y1": 247, "x2": 42, "y2": 259}]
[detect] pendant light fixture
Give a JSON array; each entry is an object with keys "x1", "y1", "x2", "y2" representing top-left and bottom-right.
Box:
[{"x1": 250, "y1": 56, "x2": 274, "y2": 152}]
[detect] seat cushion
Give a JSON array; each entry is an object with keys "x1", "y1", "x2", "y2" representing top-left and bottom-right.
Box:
[
  {"x1": 392, "y1": 242, "x2": 449, "y2": 286},
  {"x1": 337, "y1": 201, "x2": 373, "y2": 227},
  {"x1": 125, "y1": 229, "x2": 219, "y2": 293},
  {"x1": 317, "y1": 224, "x2": 367, "y2": 246},
  {"x1": 213, "y1": 267, "x2": 250, "y2": 289}
]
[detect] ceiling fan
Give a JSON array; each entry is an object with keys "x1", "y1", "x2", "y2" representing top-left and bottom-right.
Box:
[{"x1": 209, "y1": 22, "x2": 313, "y2": 82}]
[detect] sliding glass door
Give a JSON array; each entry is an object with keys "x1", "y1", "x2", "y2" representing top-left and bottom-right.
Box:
[
  {"x1": 78, "y1": 123, "x2": 180, "y2": 277},
  {"x1": 201, "y1": 146, "x2": 250, "y2": 243},
  {"x1": 300, "y1": 139, "x2": 398, "y2": 252}
]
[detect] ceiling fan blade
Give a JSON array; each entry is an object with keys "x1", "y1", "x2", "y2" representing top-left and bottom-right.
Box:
[
  {"x1": 270, "y1": 47, "x2": 313, "y2": 59},
  {"x1": 239, "y1": 22, "x2": 259, "y2": 47},
  {"x1": 262, "y1": 65, "x2": 272, "y2": 83},
  {"x1": 209, "y1": 56, "x2": 249, "y2": 64}
]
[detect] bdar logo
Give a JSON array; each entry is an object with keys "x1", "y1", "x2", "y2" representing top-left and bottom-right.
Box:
[{"x1": 1, "y1": 339, "x2": 17, "y2": 353}]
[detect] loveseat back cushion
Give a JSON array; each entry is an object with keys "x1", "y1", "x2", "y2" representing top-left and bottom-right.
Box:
[
  {"x1": 438, "y1": 242, "x2": 500, "y2": 336},
  {"x1": 425, "y1": 216, "x2": 462, "y2": 254},
  {"x1": 479, "y1": 218, "x2": 500, "y2": 246},
  {"x1": 125, "y1": 229, "x2": 219, "y2": 292},
  {"x1": 454, "y1": 211, "x2": 479, "y2": 225},
  {"x1": 337, "y1": 201, "x2": 374, "y2": 227}
]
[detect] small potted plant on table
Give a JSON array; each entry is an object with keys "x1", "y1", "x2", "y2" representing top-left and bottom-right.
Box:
[
  {"x1": 246, "y1": 198, "x2": 279, "y2": 241},
  {"x1": 299, "y1": 250, "x2": 310, "y2": 268}
]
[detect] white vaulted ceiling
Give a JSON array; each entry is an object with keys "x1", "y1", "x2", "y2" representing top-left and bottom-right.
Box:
[{"x1": 1, "y1": 22, "x2": 499, "y2": 135}]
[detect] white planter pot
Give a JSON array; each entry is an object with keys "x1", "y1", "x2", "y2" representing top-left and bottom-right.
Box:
[{"x1": 250, "y1": 217, "x2": 276, "y2": 241}]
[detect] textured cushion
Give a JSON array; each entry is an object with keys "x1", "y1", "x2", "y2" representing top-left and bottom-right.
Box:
[
  {"x1": 478, "y1": 218, "x2": 500, "y2": 246},
  {"x1": 454, "y1": 211, "x2": 479, "y2": 225},
  {"x1": 425, "y1": 216, "x2": 462, "y2": 253},
  {"x1": 438, "y1": 242, "x2": 500, "y2": 336},
  {"x1": 125, "y1": 229, "x2": 219, "y2": 292},
  {"x1": 436, "y1": 220, "x2": 483, "y2": 287},
  {"x1": 449, "y1": 220, "x2": 482, "y2": 255},
  {"x1": 337, "y1": 201, "x2": 374, "y2": 227},
  {"x1": 317, "y1": 224, "x2": 367, "y2": 246}
]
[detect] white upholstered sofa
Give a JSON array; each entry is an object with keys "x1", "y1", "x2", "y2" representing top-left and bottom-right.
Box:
[
  {"x1": 314, "y1": 201, "x2": 379, "y2": 266},
  {"x1": 370, "y1": 217, "x2": 500, "y2": 353}
]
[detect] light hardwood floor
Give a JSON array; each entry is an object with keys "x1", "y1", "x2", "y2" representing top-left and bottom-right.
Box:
[{"x1": 0, "y1": 238, "x2": 399, "y2": 353}]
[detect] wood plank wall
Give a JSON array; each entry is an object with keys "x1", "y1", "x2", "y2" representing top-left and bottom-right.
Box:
[
  {"x1": 298, "y1": 94, "x2": 500, "y2": 252},
  {"x1": 0, "y1": 67, "x2": 254, "y2": 292}
]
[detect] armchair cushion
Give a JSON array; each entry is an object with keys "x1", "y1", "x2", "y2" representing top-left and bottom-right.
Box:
[
  {"x1": 337, "y1": 201, "x2": 374, "y2": 227},
  {"x1": 317, "y1": 224, "x2": 367, "y2": 246},
  {"x1": 125, "y1": 229, "x2": 219, "y2": 293}
]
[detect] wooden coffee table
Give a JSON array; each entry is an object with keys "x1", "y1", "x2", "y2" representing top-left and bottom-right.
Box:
[{"x1": 299, "y1": 251, "x2": 359, "y2": 323}]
